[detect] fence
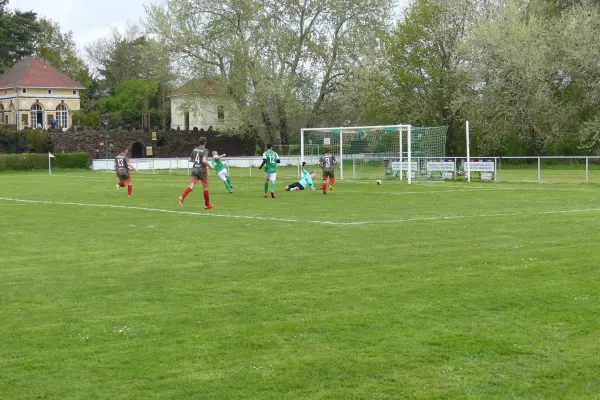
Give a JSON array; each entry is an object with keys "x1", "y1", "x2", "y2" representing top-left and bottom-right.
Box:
[
  {"x1": 92, "y1": 155, "x2": 319, "y2": 177},
  {"x1": 91, "y1": 155, "x2": 600, "y2": 183}
]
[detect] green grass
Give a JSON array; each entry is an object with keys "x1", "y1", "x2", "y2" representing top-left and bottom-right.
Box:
[{"x1": 1, "y1": 168, "x2": 600, "y2": 399}]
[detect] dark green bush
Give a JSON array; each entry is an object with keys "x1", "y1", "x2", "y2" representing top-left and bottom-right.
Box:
[
  {"x1": 27, "y1": 130, "x2": 51, "y2": 153},
  {"x1": 54, "y1": 152, "x2": 91, "y2": 169},
  {"x1": 0, "y1": 130, "x2": 28, "y2": 153},
  {"x1": 0, "y1": 152, "x2": 90, "y2": 171}
]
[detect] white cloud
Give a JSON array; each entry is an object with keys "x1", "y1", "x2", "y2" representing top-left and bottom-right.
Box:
[{"x1": 9, "y1": 0, "x2": 149, "y2": 52}]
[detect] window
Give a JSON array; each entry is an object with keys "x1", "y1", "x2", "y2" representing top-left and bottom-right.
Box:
[
  {"x1": 0, "y1": 104, "x2": 4, "y2": 124},
  {"x1": 31, "y1": 103, "x2": 43, "y2": 128},
  {"x1": 217, "y1": 105, "x2": 225, "y2": 121},
  {"x1": 48, "y1": 89, "x2": 52, "y2": 94},
  {"x1": 73, "y1": 90, "x2": 77, "y2": 95},
  {"x1": 22, "y1": 88, "x2": 27, "y2": 94},
  {"x1": 56, "y1": 104, "x2": 68, "y2": 129}
]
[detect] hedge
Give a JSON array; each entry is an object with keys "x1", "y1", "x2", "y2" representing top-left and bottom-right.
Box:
[{"x1": 0, "y1": 152, "x2": 91, "y2": 171}]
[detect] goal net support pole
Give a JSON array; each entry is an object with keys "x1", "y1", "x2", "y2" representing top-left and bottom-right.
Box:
[{"x1": 339, "y1": 127, "x2": 344, "y2": 181}]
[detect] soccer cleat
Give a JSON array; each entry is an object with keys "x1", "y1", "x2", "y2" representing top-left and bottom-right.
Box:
[
  {"x1": 323, "y1": 191, "x2": 327, "y2": 195},
  {"x1": 116, "y1": 182, "x2": 120, "y2": 190},
  {"x1": 127, "y1": 195, "x2": 131, "y2": 198},
  {"x1": 205, "y1": 204, "x2": 215, "y2": 210},
  {"x1": 329, "y1": 185, "x2": 333, "y2": 191},
  {"x1": 271, "y1": 191, "x2": 275, "y2": 198},
  {"x1": 178, "y1": 196, "x2": 184, "y2": 208},
  {"x1": 264, "y1": 193, "x2": 268, "y2": 198},
  {"x1": 230, "y1": 185, "x2": 234, "y2": 189}
]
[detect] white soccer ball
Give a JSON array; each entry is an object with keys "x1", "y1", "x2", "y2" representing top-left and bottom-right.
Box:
[{"x1": 376, "y1": 179, "x2": 382, "y2": 185}]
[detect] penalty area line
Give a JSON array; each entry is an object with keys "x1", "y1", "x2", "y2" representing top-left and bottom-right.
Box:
[{"x1": 1, "y1": 197, "x2": 600, "y2": 226}]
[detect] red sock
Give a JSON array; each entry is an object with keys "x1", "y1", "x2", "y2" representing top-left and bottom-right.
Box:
[
  {"x1": 322, "y1": 182, "x2": 327, "y2": 193},
  {"x1": 329, "y1": 178, "x2": 335, "y2": 186},
  {"x1": 203, "y1": 190, "x2": 210, "y2": 206},
  {"x1": 127, "y1": 184, "x2": 132, "y2": 196},
  {"x1": 181, "y1": 187, "x2": 192, "y2": 201}
]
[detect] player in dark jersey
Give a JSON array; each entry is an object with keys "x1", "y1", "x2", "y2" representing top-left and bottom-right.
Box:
[
  {"x1": 178, "y1": 137, "x2": 215, "y2": 209},
  {"x1": 114, "y1": 147, "x2": 139, "y2": 197},
  {"x1": 318, "y1": 148, "x2": 338, "y2": 195}
]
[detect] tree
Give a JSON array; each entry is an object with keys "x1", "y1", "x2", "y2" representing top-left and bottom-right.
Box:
[
  {"x1": 455, "y1": 0, "x2": 600, "y2": 156},
  {"x1": 0, "y1": 0, "x2": 39, "y2": 73},
  {"x1": 85, "y1": 25, "x2": 152, "y2": 94},
  {"x1": 138, "y1": 40, "x2": 174, "y2": 130},
  {"x1": 145, "y1": 0, "x2": 393, "y2": 146},
  {"x1": 33, "y1": 18, "x2": 91, "y2": 87},
  {"x1": 101, "y1": 79, "x2": 159, "y2": 113}
]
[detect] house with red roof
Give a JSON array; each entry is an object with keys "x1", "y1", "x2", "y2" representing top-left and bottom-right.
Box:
[{"x1": 0, "y1": 56, "x2": 84, "y2": 130}]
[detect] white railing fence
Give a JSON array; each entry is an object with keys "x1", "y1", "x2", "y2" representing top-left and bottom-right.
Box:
[
  {"x1": 92, "y1": 156, "x2": 319, "y2": 177},
  {"x1": 91, "y1": 155, "x2": 600, "y2": 183}
]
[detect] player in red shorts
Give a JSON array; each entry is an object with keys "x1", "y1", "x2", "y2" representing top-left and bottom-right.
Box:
[
  {"x1": 114, "y1": 147, "x2": 139, "y2": 197},
  {"x1": 178, "y1": 137, "x2": 215, "y2": 209}
]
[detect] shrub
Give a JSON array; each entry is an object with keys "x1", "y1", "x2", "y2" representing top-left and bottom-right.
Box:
[
  {"x1": 0, "y1": 130, "x2": 28, "y2": 153},
  {"x1": 0, "y1": 152, "x2": 90, "y2": 171},
  {"x1": 27, "y1": 130, "x2": 50, "y2": 153},
  {"x1": 120, "y1": 109, "x2": 140, "y2": 129},
  {"x1": 0, "y1": 153, "x2": 47, "y2": 170},
  {"x1": 54, "y1": 152, "x2": 91, "y2": 169}
]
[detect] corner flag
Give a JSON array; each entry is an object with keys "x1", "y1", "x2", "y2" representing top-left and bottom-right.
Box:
[{"x1": 48, "y1": 152, "x2": 55, "y2": 175}]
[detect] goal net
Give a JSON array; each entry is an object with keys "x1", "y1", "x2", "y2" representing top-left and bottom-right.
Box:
[{"x1": 301, "y1": 125, "x2": 449, "y2": 183}]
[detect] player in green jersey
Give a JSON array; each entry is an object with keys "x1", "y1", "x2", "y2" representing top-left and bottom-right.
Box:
[
  {"x1": 258, "y1": 143, "x2": 280, "y2": 198},
  {"x1": 212, "y1": 151, "x2": 233, "y2": 194}
]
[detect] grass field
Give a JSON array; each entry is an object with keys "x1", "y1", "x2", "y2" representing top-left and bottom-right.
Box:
[{"x1": 1, "y1": 167, "x2": 600, "y2": 399}]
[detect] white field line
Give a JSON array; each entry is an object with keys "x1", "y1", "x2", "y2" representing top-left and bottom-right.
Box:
[{"x1": 1, "y1": 197, "x2": 600, "y2": 226}]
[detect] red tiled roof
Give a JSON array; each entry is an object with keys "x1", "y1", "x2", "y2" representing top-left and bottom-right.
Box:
[
  {"x1": 170, "y1": 78, "x2": 226, "y2": 97},
  {"x1": 0, "y1": 56, "x2": 84, "y2": 89}
]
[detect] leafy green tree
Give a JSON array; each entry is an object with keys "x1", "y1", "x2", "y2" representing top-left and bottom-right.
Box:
[
  {"x1": 85, "y1": 25, "x2": 152, "y2": 94},
  {"x1": 0, "y1": 0, "x2": 39, "y2": 73},
  {"x1": 101, "y1": 79, "x2": 159, "y2": 113},
  {"x1": 145, "y1": 0, "x2": 393, "y2": 146},
  {"x1": 455, "y1": 0, "x2": 600, "y2": 156},
  {"x1": 33, "y1": 19, "x2": 90, "y2": 86}
]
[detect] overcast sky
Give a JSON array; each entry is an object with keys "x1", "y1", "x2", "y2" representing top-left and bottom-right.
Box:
[{"x1": 10, "y1": 0, "x2": 411, "y2": 56}]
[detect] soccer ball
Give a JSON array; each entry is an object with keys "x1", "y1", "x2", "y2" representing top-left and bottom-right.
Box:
[{"x1": 376, "y1": 179, "x2": 382, "y2": 185}]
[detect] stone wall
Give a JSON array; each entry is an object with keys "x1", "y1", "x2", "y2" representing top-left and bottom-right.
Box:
[{"x1": 49, "y1": 129, "x2": 258, "y2": 159}]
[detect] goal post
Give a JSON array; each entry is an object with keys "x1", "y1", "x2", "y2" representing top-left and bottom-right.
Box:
[{"x1": 300, "y1": 125, "x2": 449, "y2": 183}]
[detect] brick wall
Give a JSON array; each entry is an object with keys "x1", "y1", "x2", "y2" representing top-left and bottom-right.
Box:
[{"x1": 49, "y1": 129, "x2": 258, "y2": 159}]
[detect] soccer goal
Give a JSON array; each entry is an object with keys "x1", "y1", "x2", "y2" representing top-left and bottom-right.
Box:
[{"x1": 300, "y1": 125, "x2": 449, "y2": 183}]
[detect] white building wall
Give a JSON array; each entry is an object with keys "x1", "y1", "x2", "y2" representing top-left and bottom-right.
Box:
[{"x1": 170, "y1": 95, "x2": 221, "y2": 130}]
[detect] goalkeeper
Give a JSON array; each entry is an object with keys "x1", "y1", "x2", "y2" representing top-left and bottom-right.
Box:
[{"x1": 285, "y1": 162, "x2": 316, "y2": 191}]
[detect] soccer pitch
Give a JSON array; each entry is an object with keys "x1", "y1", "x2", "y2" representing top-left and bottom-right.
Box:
[{"x1": 1, "y1": 168, "x2": 599, "y2": 399}]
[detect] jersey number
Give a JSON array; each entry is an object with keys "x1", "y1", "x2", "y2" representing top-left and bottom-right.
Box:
[
  {"x1": 325, "y1": 157, "x2": 331, "y2": 167},
  {"x1": 195, "y1": 153, "x2": 201, "y2": 163},
  {"x1": 268, "y1": 155, "x2": 276, "y2": 164},
  {"x1": 117, "y1": 159, "x2": 124, "y2": 167}
]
